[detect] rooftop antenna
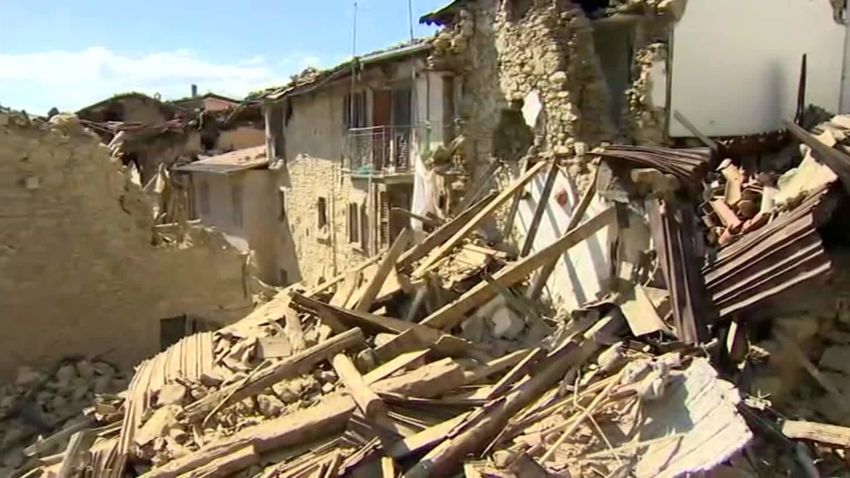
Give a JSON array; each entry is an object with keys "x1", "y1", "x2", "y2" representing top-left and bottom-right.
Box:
[{"x1": 408, "y1": 0, "x2": 415, "y2": 41}]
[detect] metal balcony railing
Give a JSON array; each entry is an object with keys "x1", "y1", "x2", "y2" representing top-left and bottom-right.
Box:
[{"x1": 345, "y1": 125, "x2": 415, "y2": 174}]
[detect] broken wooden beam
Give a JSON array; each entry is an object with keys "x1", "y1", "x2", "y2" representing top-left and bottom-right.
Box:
[
  {"x1": 520, "y1": 162, "x2": 559, "y2": 258},
  {"x1": 355, "y1": 228, "x2": 411, "y2": 312},
  {"x1": 392, "y1": 207, "x2": 443, "y2": 228},
  {"x1": 183, "y1": 327, "x2": 365, "y2": 421},
  {"x1": 413, "y1": 161, "x2": 548, "y2": 277},
  {"x1": 421, "y1": 206, "x2": 616, "y2": 330},
  {"x1": 526, "y1": 167, "x2": 598, "y2": 301},
  {"x1": 364, "y1": 350, "x2": 429, "y2": 384},
  {"x1": 406, "y1": 315, "x2": 623, "y2": 477},
  {"x1": 371, "y1": 358, "x2": 466, "y2": 399},
  {"x1": 331, "y1": 353, "x2": 387, "y2": 420},
  {"x1": 388, "y1": 414, "x2": 470, "y2": 459},
  {"x1": 176, "y1": 445, "x2": 258, "y2": 478},
  {"x1": 486, "y1": 348, "x2": 544, "y2": 399},
  {"x1": 782, "y1": 420, "x2": 850, "y2": 448},
  {"x1": 142, "y1": 395, "x2": 357, "y2": 478},
  {"x1": 398, "y1": 191, "x2": 497, "y2": 269}
]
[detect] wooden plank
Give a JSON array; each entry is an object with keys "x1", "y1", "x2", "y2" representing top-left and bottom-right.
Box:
[
  {"x1": 526, "y1": 168, "x2": 598, "y2": 301},
  {"x1": 291, "y1": 292, "x2": 418, "y2": 335},
  {"x1": 176, "y1": 445, "x2": 258, "y2": 478},
  {"x1": 392, "y1": 207, "x2": 443, "y2": 228},
  {"x1": 141, "y1": 395, "x2": 356, "y2": 478},
  {"x1": 364, "y1": 350, "x2": 429, "y2": 384},
  {"x1": 355, "y1": 228, "x2": 412, "y2": 312},
  {"x1": 371, "y1": 358, "x2": 466, "y2": 399},
  {"x1": 397, "y1": 191, "x2": 497, "y2": 269},
  {"x1": 330, "y1": 271, "x2": 361, "y2": 307},
  {"x1": 502, "y1": 158, "x2": 533, "y2": 242},
  {"x1": 331, "y1": 354, "x2": 387, "y2": 420},
  {"x1": 462, "y1": 349, "x2": 533, "y2": 385},
  {"x1": 486, "y1": 348, "x2": 544, "y2": 399},
  {"x1": 406, "y1": 316, "x2": 622, "y2": 477},
  {"x1": 520, "y1": 162, "x2": 559, "y2": 257},
  {"x1": 307, "y1": 255, "x2": 381, "y2": 298},
  {"x1": 413, "y1": 161, "x2": 548, "y2": 276},
  {"x1": 388, "y1": 414, "x2": 469, "y2": 459},
  {"x1": 380, "y1": 456, "x2": 396, "y2": 478},
  {"x1": 421, "y1": 206, "x2": 616, "y2": 330},
  {"x1": 782, "y1": 420, "x2": 850, "y2": 448}
]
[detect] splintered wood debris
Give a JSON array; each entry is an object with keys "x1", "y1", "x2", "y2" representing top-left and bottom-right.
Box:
[{"x1": 9, "y1": 115, "x2": 850, "y2": 477}]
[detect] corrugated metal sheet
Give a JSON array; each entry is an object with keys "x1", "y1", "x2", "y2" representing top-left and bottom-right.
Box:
[
  {"x1": 703, "y1": 189, "x2": 832, "y2": 319},
  {"x1": 649, "y1": 199, "x2": 714, "y2": 344},
  {"x1": 594, "y1": 145, "x2": 713, "y2": 188}
]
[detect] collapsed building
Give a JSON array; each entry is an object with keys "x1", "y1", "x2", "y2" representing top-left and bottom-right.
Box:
[
  {"x1": 76, "y1": 92, "x2": 265, "y2": 186},
  {"x1": 7, "y1": 0, "x2": 850, "y2": 477}
]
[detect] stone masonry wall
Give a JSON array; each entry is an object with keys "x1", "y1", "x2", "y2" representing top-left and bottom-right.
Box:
[
  {"x1": 279, "y1": 87, "x2": 370, "y2": 287},
  {"x1": 431, "y1": 0, "x2": 617, "y2": 197},
  {"x1": 0, "y1": 113, "x2": 253, "y2": 378}
]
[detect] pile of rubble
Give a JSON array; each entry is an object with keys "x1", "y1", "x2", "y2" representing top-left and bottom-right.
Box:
[
  {"x1": 0, "y1": 359, "x2": 128, "y2": 476},
  {"x1": 10, "y1": 115, "x2": 850, "y2": 477}
]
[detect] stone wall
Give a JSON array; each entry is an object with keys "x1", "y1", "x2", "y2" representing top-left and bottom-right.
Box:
[
  {"x1": 430, "y1": 0, "x2": 618, "y2": 197},
  {"x1": 277, "y1": 86, "x2": 370, "y2": 286},
  {"x1": 0, "y1": 113, "x2": 253, "y2": 378}
]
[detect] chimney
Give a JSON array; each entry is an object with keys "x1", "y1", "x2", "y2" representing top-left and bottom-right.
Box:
[{"x1": 191, "y1": 84, "x2": 198, "y2": 98}]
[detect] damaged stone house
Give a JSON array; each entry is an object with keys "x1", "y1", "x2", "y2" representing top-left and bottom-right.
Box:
[
  {"x1": 253, "y1": 41, "x2": 460, "y2": 286},
  {"x1": 0, "y1": 112, "x2": 258, "y2": 379},
  {"x1": 172, "y1": 88, "x2": 267, "y2": 153},
  {"x1": 175, "y1": 145, "x2": 298, "y2": 287},
  {"x1": 77, "y1": 91, "x2": 266, "y2": 186},
  {"x1": 409, "y1": 0, "x2": 850, "y2": 307}
]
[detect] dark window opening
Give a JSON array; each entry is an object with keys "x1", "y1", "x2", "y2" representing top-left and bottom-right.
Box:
[
  {"x1": 348, "y1": 202, "x2": 360, "y2": 243},
  {"x1": 317, "y1": 197, "x2": 328, "y2": 229},
  {"x1": 360, "y1": 204, "x2": 369, "y2": 252},
  {"x1": 509, "y1": 0, "x2": 534, "y2": 21},
  {"x1": 344, "y1": 91, "x2": 368, "y2": 129}
]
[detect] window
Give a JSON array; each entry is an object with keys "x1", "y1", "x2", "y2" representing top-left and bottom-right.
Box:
[
  {"x1": 343, "y1": 91, "x2": 367, "y2": 129},
  {"x1": 348, "y1": 203, "x2": 360, "y2": 243},
  {"x1": 199, "y1": 179, "x2": 211, "y2": 216},
  {"x1": 360, "y1": 204, "x2": 369, "y2": 252},
  {"x1": 317, "y1": 197, "x2": 328, "y2": 229},
  {"x1": 279, "y1": 268, "x2": 289, "y2": 285},
  {"x1": 278, "y1": 188, "x2": 287, "y2": 220},
  {"x1": 231, "y1": 181, "x2": 244, "y2": 227}
]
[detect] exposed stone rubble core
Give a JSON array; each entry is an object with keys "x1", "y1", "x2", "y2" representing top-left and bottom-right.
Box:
[
  {"x1": 625, "y1": 42, "x2": 668, "y2": 146},
  {"x1": 0, "y1": 112, "x2": 256, "y2": 378},
  {"x1": 425, "y1": 0, "x2": 689, "y2": 214}
]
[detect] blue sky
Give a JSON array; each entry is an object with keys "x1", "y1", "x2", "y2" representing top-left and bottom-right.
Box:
[{"x1": 0, "y1": 0, "x2": 447, "y2": 114}]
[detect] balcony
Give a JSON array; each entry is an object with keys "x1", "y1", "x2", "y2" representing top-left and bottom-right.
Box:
[{"x1": 345, "y1": 125, "x2": 415, "y2": 177}]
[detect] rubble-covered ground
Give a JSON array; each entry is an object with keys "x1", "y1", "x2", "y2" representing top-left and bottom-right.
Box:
[{"x1": 5, "y1": 110, "x2": 850, "y2": 478}]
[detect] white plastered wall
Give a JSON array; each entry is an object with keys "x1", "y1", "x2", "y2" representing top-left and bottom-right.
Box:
[{"x1": 669, "y1": 0, "x2": 848, "y2": 137}]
